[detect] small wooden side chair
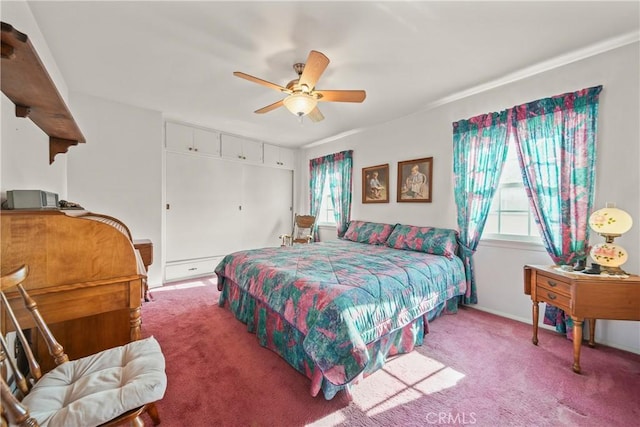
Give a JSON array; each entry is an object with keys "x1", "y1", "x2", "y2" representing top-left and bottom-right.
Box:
[
  {"x1": 0, "y1": 265, "x2": 167, "y2": 427},
  {"x1": 280, "y1": 214, "x2": 316, "y2": 246}
]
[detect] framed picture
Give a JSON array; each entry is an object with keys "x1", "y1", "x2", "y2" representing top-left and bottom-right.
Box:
[
  {"x1": 397, "y1": 157, "x2": 433, "y2": 202},
  {"x1": 362, "y1": 163, "x2": 389, "y2": 203}
]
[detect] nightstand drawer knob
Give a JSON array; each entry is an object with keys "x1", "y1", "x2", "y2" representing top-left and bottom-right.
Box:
[
  {"x1": 547, "y1": 280, "x2": 557, "y2": 287},
  {"x1": 547, "y1": 292, "x2": 557, "y2": 300}
]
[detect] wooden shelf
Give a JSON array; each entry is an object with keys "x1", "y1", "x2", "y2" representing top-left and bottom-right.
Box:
[{"x1": 1, "y1": 21, "x2": 85, "y2": 164}]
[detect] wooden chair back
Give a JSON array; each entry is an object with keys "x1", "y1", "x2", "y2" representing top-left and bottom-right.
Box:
[
  {"x1": 1, "y1": 265, "x2": 68, "y2": 426},
  {"x1": 0, "y1": 265, "x2": 162, "y2": 427},
  {"x1": 292, "y1": 214, "x2": 315, "y2": 244}
]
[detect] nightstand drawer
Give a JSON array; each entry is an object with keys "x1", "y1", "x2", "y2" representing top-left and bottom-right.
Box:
[
  {"x1": 537, "y1": 289, "x2": 570, "y2": 310},
  {"x1": 536, "y1": 274, "x2": 571, "y2": 297}
]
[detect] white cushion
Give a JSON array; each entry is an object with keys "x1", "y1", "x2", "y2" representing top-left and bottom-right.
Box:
[{"x1": 21, "y1": 336, "x2": 167, "y2": 427}]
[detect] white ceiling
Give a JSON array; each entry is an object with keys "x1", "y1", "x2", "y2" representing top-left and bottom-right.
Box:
[{"x1": 25, "y1": 1, "x2": 640, "y2": 148}]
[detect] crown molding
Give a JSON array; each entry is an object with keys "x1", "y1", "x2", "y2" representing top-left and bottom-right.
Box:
[
  {"x1": 426, "y1": 31, "x2": 639, "y2": 111},
  {"x1": 302, "y1": 128, "x2": 364, "y2": 149},
  {"x1": 302, "y1": 31, "x2": 639, "y2": 150}
]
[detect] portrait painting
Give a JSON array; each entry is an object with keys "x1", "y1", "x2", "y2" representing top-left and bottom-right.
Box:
[
  {"x1": 397, "y1": 157, "x2": 433, "y2": 202},
  {"x1": 362, "y1": 164, "x2": 389, "y2": 203}
]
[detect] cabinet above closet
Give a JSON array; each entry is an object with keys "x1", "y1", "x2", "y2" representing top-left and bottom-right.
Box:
[
  {"x1": 165, "y1": 122, "x2": 220, "y2": 156},
  {"x1": 263, "y1": 143, "x2": 295, "y2": 169},
  {"x1": 165, "y1": 121, "x2": 295, "y2": 170},
  {"x1": 221, "y1": 134, "x2": 263, "y2": 163},
  {"x1": 1, "y1": 22, "x2": 85, "y2": 164}
]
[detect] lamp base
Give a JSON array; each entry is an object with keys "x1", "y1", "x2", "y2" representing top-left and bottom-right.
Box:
[{"x1": 602, "y1": 266, "x2": 628, "y2": 276}]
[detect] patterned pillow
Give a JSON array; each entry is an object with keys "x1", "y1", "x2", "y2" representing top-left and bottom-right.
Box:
[
  {"x1": 342, "y1": 220, "x2": 396, "y2": 245},
  {"x1": 386, "y1": 224, "x2": 459, "y2": 259}
]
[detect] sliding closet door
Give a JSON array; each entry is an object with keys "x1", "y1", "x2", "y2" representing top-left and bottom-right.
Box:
[
  {"x1": 165, "y1": 151, "x2": 293, "y2": 282},
  {"x1": 241, "y1": 165, "x2": 293, "y2": 249},
  {"x1": 165, "y1": 152, "x2": 244, "y2": 262}
]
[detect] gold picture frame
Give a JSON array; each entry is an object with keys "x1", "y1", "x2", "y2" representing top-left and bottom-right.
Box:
[
  {"x1": 397, "y1": 157, "x2": 433, "y2": 202},
  {"x1": 362, "y1": 163, "x2": 389, "y2": 203}
]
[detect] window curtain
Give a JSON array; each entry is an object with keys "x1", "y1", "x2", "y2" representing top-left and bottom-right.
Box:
[
  {"x1": 327, "y1": 150, "x2": 353, "y2": 238},
  {"x1": 511, "y1": 85, "x2": 602, "y2": 337},
  {"x1": 309, "y1": 150, "x2": 353, "y2": 240},
  {"x1": 453, "y1": 111, "x2": 510, "y2": 304},
  {"x1": 309, "y1": 156, "x2": 329, "y2": 241}
]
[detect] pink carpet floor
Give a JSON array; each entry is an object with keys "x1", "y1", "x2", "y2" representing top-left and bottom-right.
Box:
[{"x1": 140, "y1": 277, "x2": 640, "y2": 426}]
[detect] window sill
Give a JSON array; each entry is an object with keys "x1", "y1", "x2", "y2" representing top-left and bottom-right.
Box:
[
  {"x1": 317, "y1": 223, "x2": 336, "y2": 228},
  {"x1": 479, "y1": 237, "x2": 546, "y2": 252}
]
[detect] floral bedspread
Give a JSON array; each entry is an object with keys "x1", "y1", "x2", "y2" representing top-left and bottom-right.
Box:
[{"x1": 216, "y1": 240, "x2": 467, "y2": 386}]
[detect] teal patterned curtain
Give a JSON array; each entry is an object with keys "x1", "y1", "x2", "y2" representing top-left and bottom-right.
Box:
[
  {"x1": 309, "y1": 157, "x2": 328, "y2": 241},
  {"x1": 328, "y1": 150, "x2": 353, "y2": 238},
  {"x1": 511, "y1": 86, "x2": 602, "y2": 337},
  {"x1": 511, "y1": 86, "x2": 601, "y2": 265},
  {"x1": 309, "y1": 150, "x2": 353, "y2": 240},
  {"x1": 453, "y1": 111, "x2": 510, "y2": 304}
]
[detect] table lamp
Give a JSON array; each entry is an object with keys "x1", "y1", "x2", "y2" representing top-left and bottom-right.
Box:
[{"x1": 588, "y1": 204, "x2": 633, "y2": 275}]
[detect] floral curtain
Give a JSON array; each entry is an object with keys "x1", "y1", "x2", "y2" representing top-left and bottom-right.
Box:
[
  {"x1": 327, "y1": 150, "x2": 353, "y2": 238},
  {"x1": 511, "y1": 86, "x2": 601, "y2": 265},
  {"x1": 511, "y1": 85, "x2": 602, "y2": 336},
  {"x1": 453, "y1": 111, "x2": 510, "y2": 304},
  {"x1": 309, "y1": 156, "x2": 328, "y2": 241},
  {"x1": 309, "y1": 150, "x2": 353, "y2": 240}
]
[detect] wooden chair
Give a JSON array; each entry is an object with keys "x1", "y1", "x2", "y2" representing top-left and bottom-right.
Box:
[
  {"x1": 0, "y1": 265, "x2": 167, "y2": 427},
  {"x1": 280, "y1": 214, "x2": 316, "y2": 246}
]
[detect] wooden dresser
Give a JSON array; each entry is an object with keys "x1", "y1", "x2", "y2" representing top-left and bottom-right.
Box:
[
  {"x1": 0, "y1": 209, "x2": 146, "y2": 372},
  {"x1": 524, "y1": 265, "x2": 640, "y2": 373}
]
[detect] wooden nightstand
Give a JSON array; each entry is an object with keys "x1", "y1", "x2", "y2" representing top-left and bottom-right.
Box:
[
  {"x1": 524, "y1": 265, "x2": 640, "y2": 373},
  {"x1": 134, "y1": 239, "x2": 153, "y2": 301}
]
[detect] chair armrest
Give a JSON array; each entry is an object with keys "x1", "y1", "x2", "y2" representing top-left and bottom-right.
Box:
[{"x1": 279, "y1": 234, "x2": 292, "y2": 247}]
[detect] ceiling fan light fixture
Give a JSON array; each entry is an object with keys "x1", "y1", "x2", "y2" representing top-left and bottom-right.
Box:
[
  {"x1": 283, "y1": 92, "x2": 317, "y2": 117},
  {"x1": 234, "y1": 50, "x2": 365, "y2": 123}
]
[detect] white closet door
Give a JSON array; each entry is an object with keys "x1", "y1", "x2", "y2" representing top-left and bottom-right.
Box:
[
  {"x1": 166, "y1": 152, "x2": 243, "y2": 262},
  {"x1": 241, "y1": 165, "x2": 292, "y2": 249}
]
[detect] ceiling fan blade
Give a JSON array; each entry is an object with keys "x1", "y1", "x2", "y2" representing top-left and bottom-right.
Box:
[
  {"x1": 254, "y1": 99, "x2": 284, "y2": 114},
  {"x1": 316, "y1": 90, "x2": 366, "y2": 103},
  {"x1": 307, "y1": 106, "x2": 324, "y2": 123},
  {"x1": 298, "y1": 50, "x2": 329, "y2": 90},
  {"x1": 233, "y1": 71, "x2": 291, "y2": 93}
]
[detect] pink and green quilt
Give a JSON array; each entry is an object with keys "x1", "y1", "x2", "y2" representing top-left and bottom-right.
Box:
[{"x1": 216, "y1": 239, "x2": 466, "y2": 399}]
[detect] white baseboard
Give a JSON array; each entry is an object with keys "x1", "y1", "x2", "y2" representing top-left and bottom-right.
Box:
[{"x1": 471, "y1": 305, "x2": 640, "y2": 355}]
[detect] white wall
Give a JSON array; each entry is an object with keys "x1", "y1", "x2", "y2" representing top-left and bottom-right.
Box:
[
  {"x1": 67, "y1": 93, "x2": 163, "y2": 286},
  {"x1": 300, "y1": 43, "x2": 640, "y2": 354},
  {"x1": 1, "y1": 1, "x2": 69, "y2": 197},
  {"x1": 1, "y1": 2, "x2": 164, "y2": 286},
  {"x1": 301, "y1": 106, "x2": 459, "y2": 230},
  {"x1": 1, "y1": 96, "x2": 67, "y2": 196}
]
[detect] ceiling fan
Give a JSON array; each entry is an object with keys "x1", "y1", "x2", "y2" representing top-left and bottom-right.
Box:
[{"x1": 233, "y1": 50, "x2": 366, "y2": 122}]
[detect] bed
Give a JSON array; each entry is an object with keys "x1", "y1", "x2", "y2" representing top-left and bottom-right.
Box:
[{"x1": 215, "y1": 221, "x2": 468, "y2": 399}]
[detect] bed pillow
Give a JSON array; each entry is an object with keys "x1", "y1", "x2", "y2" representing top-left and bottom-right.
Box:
[
  {"x1": 386, "y1": 224, "x2": 458, "y2": 259},
  {"x1": 342, "y1": 220, "x2": 396, "y2": 245}
]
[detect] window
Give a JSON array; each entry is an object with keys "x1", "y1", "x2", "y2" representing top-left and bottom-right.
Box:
[
  {"x1": 317, "y1": 175, "x2": 336, "y2": 225},
  {"x1": 484, "y1": 136, "x2": 541, "y2": 242}
]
